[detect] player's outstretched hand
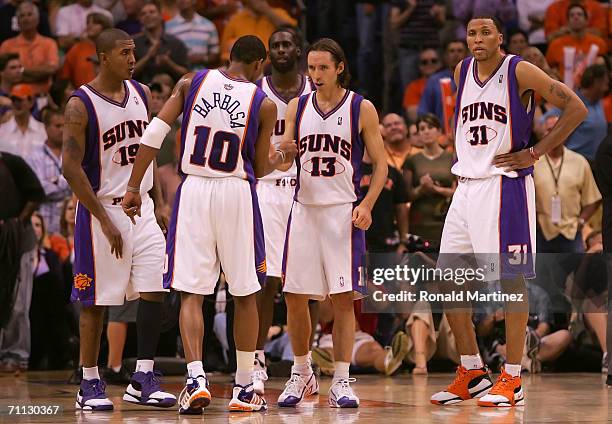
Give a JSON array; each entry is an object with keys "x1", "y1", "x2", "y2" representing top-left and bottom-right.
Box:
[
  {"x1": 100, "y1": 218, "x2": 123, "y2": 259},
  {"x1": 122, "y1": 192, "x2": 142, "y2": 225},
  {"x1": 493, "y1": 149, "x2": 536, "y2": 172},
  {"x1": 155, "y1": 204, "x2": 171, "y2": 234},
  {"x1": 352, "y1": 204, "x2": 372, "y2": 230},
  {"x1": 278, "y1": 139, "x2": 298, "y2": 163}
]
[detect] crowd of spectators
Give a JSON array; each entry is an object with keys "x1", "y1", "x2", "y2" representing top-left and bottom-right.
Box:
[{"x1": 0, "y1": 0, "x2": 610, "y2": 379}]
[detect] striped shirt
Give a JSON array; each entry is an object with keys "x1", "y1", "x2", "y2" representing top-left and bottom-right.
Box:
[{"x1": 165, "y1": 13, "x2": 219, "y2": 69}]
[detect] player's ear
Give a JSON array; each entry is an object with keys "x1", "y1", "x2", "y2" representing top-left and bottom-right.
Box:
[{"x1": 337, "y1": 61, "x2": 344, "y2": 77}]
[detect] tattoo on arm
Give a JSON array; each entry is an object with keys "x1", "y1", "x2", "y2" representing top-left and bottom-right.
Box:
[{"x1": 549, "y1": 82, "x2": 570, "y2": 105}]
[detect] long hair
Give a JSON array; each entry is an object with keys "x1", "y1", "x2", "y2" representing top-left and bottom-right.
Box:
[{"x1": 307, "y1": 38, "x2": 351, "y2": 88}]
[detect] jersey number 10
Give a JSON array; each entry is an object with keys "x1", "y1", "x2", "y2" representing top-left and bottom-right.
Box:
[{"x1": 189, "y1": 126, "x2": 240, "y2": 172}]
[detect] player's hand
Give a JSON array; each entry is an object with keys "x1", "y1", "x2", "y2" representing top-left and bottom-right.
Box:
[
  {"x1": 492, "y1": 149, "x2": 536, "y2": 172},
  {"x1": 155, "y1": 204, "x2": 171, "y2": 234},
  {"x1": 100, "y1": 218, "x2": 123, "y2": 259},
  {"x1": 352, "y1": 204, "x2": 372, "y2": 230},
  {"x1": 278, "y1": 140, "x2": 298, "y2": 163},
  {"x1": 122, "y1": 192, "x2": 142, "y2": 225}
]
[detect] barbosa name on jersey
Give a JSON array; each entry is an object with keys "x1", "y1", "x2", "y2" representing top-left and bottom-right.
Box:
[{"x1": 192, "y1": 91, "x2": 247, "y2": 128}]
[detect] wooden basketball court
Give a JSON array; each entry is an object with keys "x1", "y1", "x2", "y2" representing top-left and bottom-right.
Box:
[{"x1": 1, "y1": 371, "x2": 610, "y2": 423}]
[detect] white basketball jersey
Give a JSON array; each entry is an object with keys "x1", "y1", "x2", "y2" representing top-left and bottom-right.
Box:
[
  {"x1": 73, "y1": 80, "x2": 153, "y2": 200},
  {"x1": 179, "y1": 69, "x2": 266, "y2": 183},
  {"x1": 294, "y1": 90, "x2": 364, "y2": 206},
  {"x1": 453, "y1": 55, "x2": 535, "y2": 179},
  {"x1": 257, "y1": 74, "x2": 314, "y2": 180}
]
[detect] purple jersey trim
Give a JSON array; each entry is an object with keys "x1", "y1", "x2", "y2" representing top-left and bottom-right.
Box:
[
  {"x1": 240, "y1": 87, "x2": 267, "y2": 184},
  {"x1": 254, "y1": 78, "x2": 263, "y2": 89},
  {"x1": 84, "y1": 81, "x2": 130, "y2": 108},
  {"x1": 249, "y1": 183, "x2": 266, "y2": 285},
  {"x1": 351, "y1": 209, "x2": 367, "y2": 296},
  {"x1": 349, "y1": 92, "x2": 364, "y2": 201},
  {"x1": 163, "y1": 177, "x2": 185, "y2": 289},
  {"x1": 129, "y1": 79, "x2": 148, "y2": 113},
  {"x1": 452, "y1": 58, "x2": 472, "y2": 167},
  {"x1": 70, "y1": 89, "x2": 101, "y2": 192},
  {"x1": 264, "y1": 74, "x2": 306, "y2": 105},
  {"x1": 280, "y1": 203, "x2": 294, "y2": 286},
  {"x1": 472, "y1": 55, "x2": 508, "y2": 88},
  {"x1": 292, "y1": 93, "x2": 311, "y2": 202},
  {"x1": 499, "y1": 175, "x2": 535, "y2": 279},
  {"x1": 179, "y1": 69, "x2": 210, "y2": 175},
  {"x1": 507, "y1": 55, "x2": 535, "y2": 177},
  {"x1": 71, "y1": 203, "x2": 96, "y2": 307},
  {"x1": 312, "y1": 89, "x2": 351, "y2": 120}
]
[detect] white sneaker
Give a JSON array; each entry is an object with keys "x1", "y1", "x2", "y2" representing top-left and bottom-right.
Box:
[
  {"x1": 277, "y1": 370, "x2": 319, "y2": 407},
  {"x1": 253, "y1": 356, "x2": 268, "y2": 395},
  {"x1": 178, "y1": 375, "x2": 211, "y2": 414},
  {"x1": 328, "y1": 378, "x2": 359, "y2": 408}
]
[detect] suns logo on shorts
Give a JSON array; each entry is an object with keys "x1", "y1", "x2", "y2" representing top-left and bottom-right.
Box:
[
  {"x1": 257, "y1": 260, "x2": 267, "y2": 274},
  {"x1": 74, "y1": 273, "x2": 93, "y2": 290}
]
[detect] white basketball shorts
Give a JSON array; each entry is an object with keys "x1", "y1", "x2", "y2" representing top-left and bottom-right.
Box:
[
  {"x1": 282, "y1": 202, "x2": 366, "y2": 300},
  {"x1": 71, "y1": 194, "x2": 166, "y2": 307},
  {"x1": 164, "y1": 175, "x2": 265, "y2": 296},
  {"x1": 256, "y1": 177, "x2": 296, "y2": 278},
  {"x1": 438, "y1": 174, "x2": 536, "y2": 280}
]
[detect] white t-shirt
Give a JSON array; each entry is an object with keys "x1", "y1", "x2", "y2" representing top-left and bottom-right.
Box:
[
  {"x1": 0, "y1": 116, "x2": 46, "y2": 158},
  {"x1": 55, "y1": 4, "x2": 113, "y2": 37}
]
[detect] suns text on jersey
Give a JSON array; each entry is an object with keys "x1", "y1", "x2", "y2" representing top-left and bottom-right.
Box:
[
  {"x1": 299, "y1": 133, "x2": 351, "y2": 160},
  {"x1": 193, "y1": 92, "x2": 246, "y2": 128}
]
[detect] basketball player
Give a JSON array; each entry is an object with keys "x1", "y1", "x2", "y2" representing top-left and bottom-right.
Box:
[
  {"x1": 62, "y1": 29, "x2": 176, "y2": 411},
  {"x1": 121, "y1": 35, "x2": 297, "y2": 413},
  {"x1": 430, "y1": 17, "x2": 587, "y2": 407},
  {"x1": 252, "y1": 28, "x2": 315, "y2": 396},
  {"x1": 278, "y1": 38, "x2": 388, "y2": 408}
]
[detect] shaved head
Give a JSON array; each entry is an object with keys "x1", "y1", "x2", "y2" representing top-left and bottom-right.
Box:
[{"x1": 95, "y1": 28, "x2": 132, "y2": 57}]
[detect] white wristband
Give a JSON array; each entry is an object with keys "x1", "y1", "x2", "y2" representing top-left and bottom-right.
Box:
[{"x1": 140, "y1": 117, "x2": 171, "y2": 149}]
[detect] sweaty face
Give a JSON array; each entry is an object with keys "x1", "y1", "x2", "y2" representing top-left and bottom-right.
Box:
[
  {"x1": 307, "y1": 51, "x2": 343, "y2": 89},
  {"x1": 466, "y1": 19, "x2": 502, "y2": 62},
  {"x1": 102, "y1": 39, "x2": 136, "y2": 80},
  {"x1": 382, "y1": 114, "x2": 407, "y2": 144},
  {"x1": 269, "y1": 32, "x2": 299, "y2": 73}
]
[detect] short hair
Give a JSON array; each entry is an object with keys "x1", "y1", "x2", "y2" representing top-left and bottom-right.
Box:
[
  {"x1": 469, "y1": 16, "x2": 503, "y2": 33},
  {"x1": 307, "y1": 38, "x2": 351, "y2": 88},
  {"x1": 269, "y1": 26, "x2": 302, "y2": 49},
  {"x1": 443, "y1": 38, "x2": 467, "y2": 51},
  {"x1": 87, "y1": 12, "x2": 112, "y2": 30},
  {"x1": 17, "y1": 1, "x2": 39, "y2": 19},
  {"x1": 416, "y1": 113, "x2": 442, "y2": 131},
  {"x1": 581, "y1": 64, "x2": 607, "y2": 88},
  {"x1": 230, "y1": 35, "x2": 267, "y2": 64},
  {"x1": 42, "y1": 107, "x2": 64, "y2": 127},
  {"x1": 142, "y1": 0, "x2": 161, "y2": 11},
  {"x1": 0, "y1": 53, "x2": 19, "y2": 71},
  {"x1": 567, "y1": 3, "x2": 588, "y2": 19},
  {"x1": 95, "y1": 28, "x2": 132, "y2": 56},
  {"x1": 507, "y1": 28, "x2": 528, "y2": 41}
]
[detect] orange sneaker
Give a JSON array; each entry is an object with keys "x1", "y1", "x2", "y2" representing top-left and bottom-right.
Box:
[
  {"x1": 431, "y1": 366, "x2": 493, "y2": 405},
  {"x1": 477, "y1": 368, "x2": 525, "y2": 407}
]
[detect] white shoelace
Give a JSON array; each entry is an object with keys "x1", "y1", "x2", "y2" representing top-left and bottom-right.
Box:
[
  {"x1": 283, "y1": 373, "x2": 306, "y2": 397},
  {"x1": 332, "y1": 378, "x2": 356, "y2": 398}
]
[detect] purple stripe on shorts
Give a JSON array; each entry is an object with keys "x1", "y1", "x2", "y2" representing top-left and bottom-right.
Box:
[
  {"x1": 70, "y1": 89, "x2": 101, "y2": 192},
  {"x1": 241, "y1": 88, "x2": 267, "y2": 183},
  {"x1": 280, "y1": 204, "x2": 293, "y2": 287},
  {"x1": 71, "y1": 204, "x2": 96, "y2": 307},
  {"x1": 163, "y1": 177, "x2": 185, "y2": 289},
  {"x1": 499, "y1": 175, "x2": 535, "y2": 279},
  {"x1": 293, "y1": 93, "x2": 310, "y2": 202},
  {"x1": 249, "y1": 183, "x2": 266, "y2": 285},
  {"x1": 508, "y1": 56, "x2": 535, "y2": 177},
  {"x1": 349, "y1": 93, "x2": 364, "y2": 200},
  {"x1": 351, "y1": 206, "x2": 367, "y2": 296},
  {"x1": 179, "y1": 69, "x2": 209, "y2": 175}
]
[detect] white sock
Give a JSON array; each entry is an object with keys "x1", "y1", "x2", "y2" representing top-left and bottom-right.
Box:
[
  {"x1": 83, "y1": 366, "x2": 100, "y2": 380},
  {"x1": 111, "y1": 365, "x2": 121, "y2": 373},
  {"x1": 293, "y1": 354, "x2": 311, "y2": 375},
  {"x1": 135, "y1": 359, "x2": 154, "y2": 373},
  {"x1": 186, "y1": 361, "x2": 205, "y2": 379},
  {"x1": 460, "y1": 354, "x2": 483, "y2": 370},
  {"x1": 255, "y1": 349, "x2": 265, "y2": 366},
  {"x1": 235, "y1": 350, "x2": 254, "y2": 386},
  {"x1": 505, "y1": 363, "x2": 521, "y2": 377},
  {"x1": 333, "y1": 361, "x2": 350, "y2": 381}
]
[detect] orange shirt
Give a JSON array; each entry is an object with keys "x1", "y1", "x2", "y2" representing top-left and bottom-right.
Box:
[
  {"x1": 545, "y1": 33, "x2": 607, "y2": 76},
  {"x1": 220, "y1": 8, "x2": 296, "y2": 62},
  {"x1": 59, "y1": 40, "x2": 96, "y2": 88},
  {"x1": 544, "y1": 0, "x2": 607, "y2": 39},
  {"x1": 0, "y1": 33, "x2": 59, "y2": 94},
  {"x1": 403, "y1": 77, "x2": 426, "y2": 109},
  {"x1": 604, "y1": 94, "x2": 612, "y2": 123},
  {"x1": 48, "y1": 234, "x2": 71, "y2": 263}
]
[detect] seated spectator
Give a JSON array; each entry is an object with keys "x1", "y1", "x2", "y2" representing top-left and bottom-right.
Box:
[
  {"x1": 522, "y1": 46, "x2": 560, "y2": 81},
  {"x1": 544, "y1": 0, "x2": 606, "y2": 42},
  {"x1": 408, "y1": 122, "x2": 423, "y2": 148},
  {"x1": 403, "y1": 48, "x2": 442, "y2": 123},
  {"x1": 402, "y1": 114, "x2": 455, "y2": 243},
  {"x1": 55, "y1": 0, "x2": 113, "y2": 51},
  {"x1": 0, "y1": 84, "x2": 46, "y2": 158},
  {"x1": 220, "y1": 0, "x2": 296, "y2": 63},
  {"x1": 506, "y1": 28, "x2": 529, "y2": 56},
  {"x1": 516, "y1": 0, "x2": 555, "y2": 47},
  {"x1": 116, "y1": 0, "x2": 144, "y2": 35},
  {"x1": 381, "y1": 113, "x2": 419, "y2": 170},
  {"x1": 452, "y1": 0, "x2": 517, "y2": 40},
  {"x1": 0, "y1": 0, "x2": 52, "y2": 44},
  {"x1": 166, "y1": 0, "x2": 220, "y2": 69},
  {"x1": 389, "y1": 0, "x2": 445, "y2": 90},
  {"x1": 0, "y1": 2, "x2": 59, "y2": 96},
  {"x1": 134, "y1": 0, "x2": 189, "y2": 84},
  {"x1": 26, "y1": 109, "x2": 72, "y2": 235},
  {"x1": 59, "y1": 13, "x2": 112, "y2": 90},
  {"x1": 417, "y1": 39, "x2": 467, "y2": 134},
  {"x1": 545, "y1": 4, "x2": 607, "y2": 90},
  {"x1": 0, "y1": 53, "x2": 23, "y2": 123}
]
